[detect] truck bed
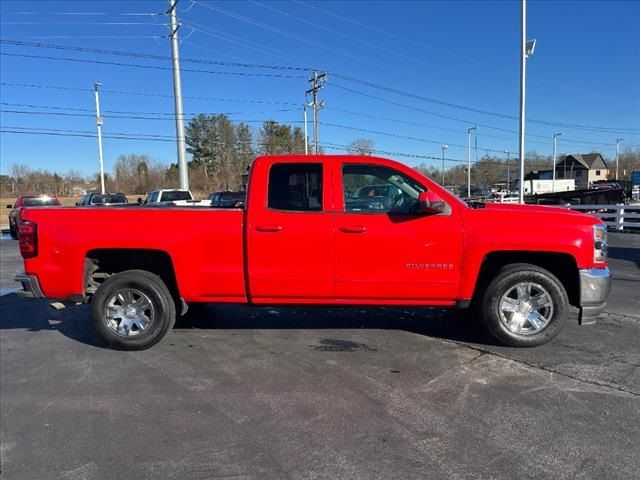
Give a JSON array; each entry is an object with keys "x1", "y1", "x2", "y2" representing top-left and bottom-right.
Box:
[{"x1": 21, "y1": 206, "x2": 246, "y2": 302}]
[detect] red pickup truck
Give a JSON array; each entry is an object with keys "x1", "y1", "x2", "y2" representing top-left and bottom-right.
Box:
[{"x1": 15, "y1": 155, "x2": 611, "y2": 350}]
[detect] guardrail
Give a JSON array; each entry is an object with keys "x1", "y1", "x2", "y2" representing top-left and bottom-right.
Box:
[{"x1": 564, "y1": 204, "x2": 640, "y2": 231}]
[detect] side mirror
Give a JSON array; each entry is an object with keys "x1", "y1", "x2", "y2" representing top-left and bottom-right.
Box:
[{"x1": 418, "y1": 191, "x2": 446, "y2": 214}]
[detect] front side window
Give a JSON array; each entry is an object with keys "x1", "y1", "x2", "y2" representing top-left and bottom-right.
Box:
[
  {"x1": 342, "y1": 164, "x2": 425, "y2": 214},
  {"x1": 268, "y1": 163, "x2": 323, "y2": 212}
]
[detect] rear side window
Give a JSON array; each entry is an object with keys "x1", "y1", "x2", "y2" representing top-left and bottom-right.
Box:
[
  {"x1": 162, "y1": 191, "x2": 191, "y2": 202},
  {"x1": 22, "y1": 198, "x2": 58, "y2": 207},
  {"x1": 268, "y1": 163, "x2": 323, "y2": 212}
]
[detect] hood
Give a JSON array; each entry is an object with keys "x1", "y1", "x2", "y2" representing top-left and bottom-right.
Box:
[{"x1": 466, "y1": 202, "x2": 601, "y2": 227}]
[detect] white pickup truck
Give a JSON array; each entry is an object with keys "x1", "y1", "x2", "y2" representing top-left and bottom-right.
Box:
[{"x1": 142, "y1": 189, "x2": 211, "y2": 207}]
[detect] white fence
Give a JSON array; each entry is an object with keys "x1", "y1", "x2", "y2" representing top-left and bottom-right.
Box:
[{"x1": 564, "y1": 204, "x2": 640, "y2": 231}]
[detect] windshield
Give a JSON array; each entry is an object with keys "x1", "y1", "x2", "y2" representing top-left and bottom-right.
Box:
[
  {"x1": 162, "y1": 191, "x2": 192, "y2": 202},
  {"x1": 22, "y1": 197, "x2": 59, "y2": 207}
]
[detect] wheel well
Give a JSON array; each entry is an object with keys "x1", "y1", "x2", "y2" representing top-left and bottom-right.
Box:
[
  {"x1": 84, "y1": 249, "x2": 180, "y2": 302},
  {"x1": 473, "y1": 252, "x2": 580, "y2": 307}
]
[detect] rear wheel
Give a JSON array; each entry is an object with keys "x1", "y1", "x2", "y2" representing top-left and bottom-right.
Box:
[
  {"x1": 91, "y1": 269, "x2": 176, "y2": 350},
  {"x1": 479, "y1": 263, "x2": 568, "y2": 347}
]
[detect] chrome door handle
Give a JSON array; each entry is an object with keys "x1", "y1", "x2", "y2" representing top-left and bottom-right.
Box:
[
  {"x1": 340, "y1": 225, "x2": 367, "y2": 234},
  {"x1": 256, "y1": 224, "x2": 283, "y2": 232}
]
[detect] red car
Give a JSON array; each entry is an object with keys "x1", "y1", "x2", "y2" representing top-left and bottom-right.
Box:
[
  {"x1": 14, "y1": 155, "x2": 610, "y2": 350},
  {"x1": 6, "y1": 195, "x2": 61, "y2": 239}
]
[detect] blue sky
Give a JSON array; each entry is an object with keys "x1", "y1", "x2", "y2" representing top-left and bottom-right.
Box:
[{"x1": 1, "y1": 0, "x2": 639, "y2": 176}]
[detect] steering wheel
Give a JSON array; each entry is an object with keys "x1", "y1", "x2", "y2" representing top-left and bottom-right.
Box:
[{"x1": 390, "y1": 193, "x2": 406, "y2": 213}]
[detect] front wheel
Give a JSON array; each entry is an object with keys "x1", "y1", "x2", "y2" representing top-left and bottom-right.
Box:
[
  {"x1": 480, "y1": 263, "x2": 568, "y2": 347},
  {"x1": 91, "y1": 270, "x2": 176, "y2": 350}
]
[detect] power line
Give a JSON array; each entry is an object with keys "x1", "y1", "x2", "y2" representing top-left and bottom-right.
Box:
[
  {"x1": 0, "y1": 12, "x2": 164, "y2": 16},
  {"x1": 295, "y1": 0, "x2": 508, "y2": 74},
  {"x1": 330, "y1": 83, "x2": 640, "y2": 141},
  {"x1": 191, "y1": 0, "x2": 392, "y2": 72},
  {"x1": 0, "y1": 102, "x2": 298, "y2": 117},
  {"x1": 0, "y1": 22, "x2": 170, "y2": 25},
  {"x1": 0, "y1": 82, "x2": 300, "y2": 105},
  {"x1": 0, "y1": 51, "x2": 307, "y2": 79},
  {"x1": 326, "y1": 107, "x2": 615, "y2": 148},
  {"x1": 5, "y1": 39, "x2": 637, "y2": 135},
  {"x1": 320, "y1": 121, "x2": 507, "y2": 154},
  {"x1": 0, "y1": 109, "x2": 302, "y2": 123},
  {"x1": 249, "y1": 0, "x2": 438, "y2": 70},
  {"x1": 332, "y1": 73, "x2": 640, "y2": 133},
  {"x1": 4, "y1": 125, "x2": 174, "y2": 139},
  {"x1": 0, "y1": 39, "x2": 310, "y2": 71},
  {"x1": 0, "y1": 128, "x2": 175, "y2": 142},
  {"x1": 294, "y1": 0, "x2": 639, "y2": 104},
  {"x1": 319, "y1": 142, "x2": 555, "y2": 170},
  {"x1": 181, "y1": 20, "x2": 310, "y2": 66}
]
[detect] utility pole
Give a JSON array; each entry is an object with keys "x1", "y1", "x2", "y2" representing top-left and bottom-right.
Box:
[
  {"x1": 168, "y1": 0, "x2": 188, "y2": 190},
  {"x1": 616, "y1": 138, "x2": 624, "y2": 181},
  {"x1": 441, "y1": 144, "x2": 448, "y2": 186},
  {"x1": 306, "y1": 70, "x2": 327, "y2": 155},
  {"x1": 93, "y1": 82, "x2": 105, "y2": 194},
  {"x1": 518, "y1": 0, "x2": 536, "y2": 203},
  {"x1": 504, "y1": 150, "x2": 511, "y2": 191},
  {"x1": 467, "y1": 126, "x2": 477, "y2": 197},
  {"x1": 552, "y1": 132, "x2": 562, "y2": 192}
]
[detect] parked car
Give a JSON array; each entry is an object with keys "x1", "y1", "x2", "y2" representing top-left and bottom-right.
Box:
[
  {"x1": 6, "y1": 195, "x2": 61, "y2": 239},
  {"x1": 77, "y1": 192, "x2": 128, "y2": 206},
  {"x1": 208, "y1": 191, "x2": 246, "y2": 208},
  {"x1": 144, "y1": 189, "x2": 211, "y2": 207},
  {"x1": 15, "y1": 155, "x2": 610, "y2": 350}
]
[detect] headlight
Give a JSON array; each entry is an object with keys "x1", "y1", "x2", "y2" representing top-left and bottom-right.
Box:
[{"x1": 594, "y1": 224, "x2": 607, "y2": 263}]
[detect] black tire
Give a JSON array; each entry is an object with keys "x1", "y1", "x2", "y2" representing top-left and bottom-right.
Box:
[
  {"x1": 9, "y1": 222, "x2": 18, "y2": 239},
  {"x1": 479, "y1": 263, "x2": 568, "y2": 347},
  {"x1": 91, "y1": 269, "x2": 176, "y2": 350}
]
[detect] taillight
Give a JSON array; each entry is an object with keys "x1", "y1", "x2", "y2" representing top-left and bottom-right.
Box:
[{"x1": 19, "y1": 221, "x2": 38, "y2": 258}]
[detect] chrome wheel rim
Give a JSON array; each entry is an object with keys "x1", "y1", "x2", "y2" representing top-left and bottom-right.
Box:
[
  {"x1": 498, "y1": 282, "x2": 554, "y2": 335},
  {"x1": 104, "y1": 288, "x2": 154, "y2": 337}
]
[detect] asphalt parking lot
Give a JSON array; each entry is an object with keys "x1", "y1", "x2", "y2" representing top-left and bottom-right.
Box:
[{"x1": 1, "y1": 233, "x2": 638, "y2": 480}]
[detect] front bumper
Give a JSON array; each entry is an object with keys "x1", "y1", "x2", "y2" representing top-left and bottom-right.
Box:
[
  {"x1": 15, "y1": 273, "x2": 45, "y2": 299},
  {"x1": 578, "y1": 267, "x2": 611, "y2": 325}
]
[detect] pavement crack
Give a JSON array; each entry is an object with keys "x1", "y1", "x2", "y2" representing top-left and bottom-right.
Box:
[{"x1": 443, "y1": 340, "x2": 640, "y2": 397}]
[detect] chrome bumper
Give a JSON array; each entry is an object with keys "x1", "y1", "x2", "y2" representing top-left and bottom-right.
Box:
[
  {"x1": 578, "y1": 267, "x2": 611, "y2": 325},
  {"x1": 15, "y1": 273, "x2": 45, "y2": 299}
]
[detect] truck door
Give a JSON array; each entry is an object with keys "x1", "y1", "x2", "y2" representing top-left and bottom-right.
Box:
[
  {"x1": 247, "y1": 158, "x2": 335, "y2": 301},
  {"x1": 333, "y1": 161, "x2": 463, "y2": 303}
]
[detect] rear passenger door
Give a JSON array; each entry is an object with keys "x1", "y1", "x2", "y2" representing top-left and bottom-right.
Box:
[{"x1": 247, "y1": 159, "x2": 335, "y2": 301}]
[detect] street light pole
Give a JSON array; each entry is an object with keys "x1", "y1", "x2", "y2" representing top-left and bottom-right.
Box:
[
  {"x1": 467, "y1": 126, "x2": 477, "y2": 198},
  {"x1": 552, "y1": 132, "x2": 562, "y2": 192},
  {"x1": 441, "y1": 144, "x2": 448, "y2": 186},
  {"x1": 93, "y1": 82, "x2": 105, "y2": 194},
  {"x1": 518, "y1": 0, "x2": 535, "y2": 203},
  {"x1": 616, "y1": 138, "x2": 624, "y2": 180}
]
